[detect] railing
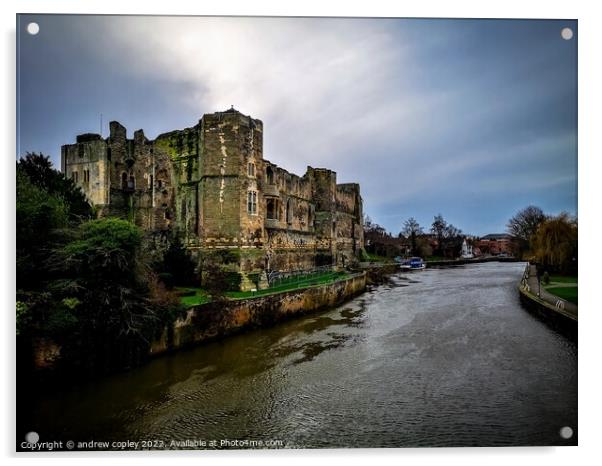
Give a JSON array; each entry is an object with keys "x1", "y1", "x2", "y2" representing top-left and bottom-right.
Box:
[{"x1": 520, "y1": 263, "x2": 530, "y2": 290}]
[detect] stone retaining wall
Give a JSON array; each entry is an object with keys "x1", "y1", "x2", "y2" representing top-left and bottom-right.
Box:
[
  {"x1": 150, "y1": 272, "x2": 367, "y2": 355},
  {"x1": 518, "y1": 284, "x2": 577, "y2": 340}
]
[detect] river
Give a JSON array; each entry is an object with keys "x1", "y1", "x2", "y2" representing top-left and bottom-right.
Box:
[{"x1": 21, "y1": 262, "x2": 577, "y2": 448}]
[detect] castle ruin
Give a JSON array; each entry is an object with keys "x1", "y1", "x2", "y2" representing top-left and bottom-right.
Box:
[{"x1": 61, "y1": 108, "x2": 364, "y2": 290}]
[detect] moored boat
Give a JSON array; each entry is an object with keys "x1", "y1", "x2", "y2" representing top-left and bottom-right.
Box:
[{"x1": 398, "y1": 257, "x2": 426, "y2": 270}]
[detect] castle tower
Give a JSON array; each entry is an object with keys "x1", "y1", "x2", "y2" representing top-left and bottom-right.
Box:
[
  {"x1": 61, "y1": 133, "x2": 110, "y2": 207},
  {"x1": 198, "y1": 108, "x2": 264, "y2": 249}
]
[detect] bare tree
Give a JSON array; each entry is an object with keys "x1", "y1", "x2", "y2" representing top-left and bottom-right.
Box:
[
  {"x1": 507, "y1": 206, "x2": 546, "y2": 242},
  {"x1": 507, "y1": 205, "x2": 546, "y2": 259},
  {"x1": 402, "y1": 217, "x2": 423, "y2": 256}
]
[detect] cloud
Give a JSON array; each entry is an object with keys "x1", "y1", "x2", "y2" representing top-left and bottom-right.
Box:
[
  {"x1": 99, "y1": 17, "x2": 446, "y2": 173},
  {"x1": 19, "y1": 16, "x2": 577, "y2": 235}
]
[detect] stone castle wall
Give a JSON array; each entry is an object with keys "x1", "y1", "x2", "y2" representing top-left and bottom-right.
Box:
[{"x1": 61, "y1": 109, "x2": 364, "y2": 289}]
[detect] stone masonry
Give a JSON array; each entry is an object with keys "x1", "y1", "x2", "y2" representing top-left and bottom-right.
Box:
[{"x1": 61, "y1": 108, "x2": 364, "y2": 290}]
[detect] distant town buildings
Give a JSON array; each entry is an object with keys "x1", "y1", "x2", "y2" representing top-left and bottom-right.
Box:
[{"x1": 474, "y1": 233, "x2": 515, "y2": 256}]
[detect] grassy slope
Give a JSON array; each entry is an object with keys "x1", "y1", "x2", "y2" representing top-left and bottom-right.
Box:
[
  {"x1": 548, "y1": 275, "x2": 578, "y2": 284},
  {"x1": 545, "y1": 286, "x2": 578, "y2": 305}
]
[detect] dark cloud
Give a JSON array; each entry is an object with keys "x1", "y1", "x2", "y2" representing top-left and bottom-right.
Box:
[{"x1": 17, "y1": 15, "x2": 577, "y2": 235}]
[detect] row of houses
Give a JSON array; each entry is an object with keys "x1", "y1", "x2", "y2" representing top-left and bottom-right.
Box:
[{"x1": 364, "y1": 228, "x2": 516, "y2": 259}]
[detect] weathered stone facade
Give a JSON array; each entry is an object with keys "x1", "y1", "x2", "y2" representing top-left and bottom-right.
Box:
[{"x1": 62, "y1": 108, "x2": 364, "y2": 290}]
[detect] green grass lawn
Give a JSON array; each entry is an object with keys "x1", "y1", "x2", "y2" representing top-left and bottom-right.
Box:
[
  {"x1": 545, "y1": 286, "x2": 578, "y2": 305},
  {"x1": 548, "y1": 275, "x2": 578, "y2": 284},
  {"x1": 179, "y1": 289, "x2": 211, "y2": 307},
  {"x1": 177, "y1": 270, "x2": 350, "y2": 307}
]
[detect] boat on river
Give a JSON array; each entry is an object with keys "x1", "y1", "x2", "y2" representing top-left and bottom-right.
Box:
[{"x1": 397, "y1": 257, "x2": 426, "y2": 271}]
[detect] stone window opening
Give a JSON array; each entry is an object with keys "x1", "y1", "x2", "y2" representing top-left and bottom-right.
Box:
[
  {"x1": 266, "y1": 198, "x2": 280, "y2": 220},
  {"x1": 149, "y1": 174, "x2": 154, "y2": 189},
  {"x1": 247, "y1": 190, "x2": 257, "y2": 215},
  {"x1": 286, "y1": 198, "x2": 293, "y2": 224},
  {"x1": 121, "y1": 172, "x2": 128, "y2": 189},
  {"x1": 247, "y1": 162, "x2": 255, "y2": 177},
  {"x1": 83, "y1": 169, "x2": 89, "y2": 184},
  {"x1": 128, "y1": 175, "x2": 135, "y2": 190},
  {"x1": 266, "y1": 166, "x2": 274, "y2": 184},
  {"x1": 72, "y1": 171, "x2": 79, "y2": 183}
]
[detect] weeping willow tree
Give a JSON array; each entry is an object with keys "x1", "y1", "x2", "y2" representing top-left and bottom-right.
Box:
[{"x1": 530, "y1": 213, "x2": 577, "y2": 274}]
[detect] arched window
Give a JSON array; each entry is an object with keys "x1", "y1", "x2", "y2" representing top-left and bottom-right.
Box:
[
  {"x1": 121, "y1": 172, "x2": 128, "y2": 189},
  {"x1": 128, "y1": 175, "x2": 135, "y2": 190},
  {"x1": 266, "y1": 198, "x2": 279, "y2": 220},
  {"x1": 247, "y1": 190, "x2": 257, "y2": 215},
  {"x1": 266, "y1": 166, "x2": 274, "y2": 184}
]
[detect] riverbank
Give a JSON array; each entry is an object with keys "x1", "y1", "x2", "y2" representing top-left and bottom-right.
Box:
[
  {"x1": 150, "y1": 271, "x2": 368, "y2": 355},
  {"x1": 358, "y1": 262, "x2": 399, "y2": 284},
  {"x1": 518, "y1": 264, "x2": 577, "y2": 339}
]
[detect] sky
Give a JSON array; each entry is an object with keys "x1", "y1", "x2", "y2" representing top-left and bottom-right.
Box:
[{"x1": 16, "y1": 15, "x2": 577, "y2": 236}]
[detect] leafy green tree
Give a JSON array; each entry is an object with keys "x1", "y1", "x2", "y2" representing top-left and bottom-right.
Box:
[
  {"x1": 531, "y1": 213, "x2": 577, "y2": 274},
  {"x1": 16, "y1": 155, "x2": 183, "y2": 373},
  {"x1": 152, "y1": 234, "x2": 197, "y2": 287},
  {"x1": 16, "y1": 169, "x2": 70, "y2": 289},
  {"x1": 17, "y1": 152, "x2": 92, "y2": 219},
  {"x1": 49, "y1": 218, "x2": 165, "y2": 371}
]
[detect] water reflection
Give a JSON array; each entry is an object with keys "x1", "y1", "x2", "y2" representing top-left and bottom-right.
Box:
[{"x1": 21, "y1": 262, "x2": 577, "y2": 448}]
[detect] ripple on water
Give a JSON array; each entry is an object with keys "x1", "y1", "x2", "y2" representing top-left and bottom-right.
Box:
[{"x1": 23, "y1": 262, "x2": 576, "y2": 447}]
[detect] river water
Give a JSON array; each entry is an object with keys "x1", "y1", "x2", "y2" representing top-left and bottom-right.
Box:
[{"x1": 23, "y1": 262, "x2": 577, "y2": 448}]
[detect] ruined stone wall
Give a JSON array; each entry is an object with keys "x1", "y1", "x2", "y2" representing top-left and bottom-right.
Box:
[
  {"x1": 154, "y1": 126, "x2": 201, "y2": 244},
  {"x1": 334, "y1": 183, "x2": 364, "y2": 264},
  {"x1": 101, "y1": 122, "x2": 177, "y2": 232},
  {"x1": 260, "y1": 161, "x2": 318, "y2": 272},
  {"x1": 62, "y1": 108, "x2": 365, "y2": 289}
]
